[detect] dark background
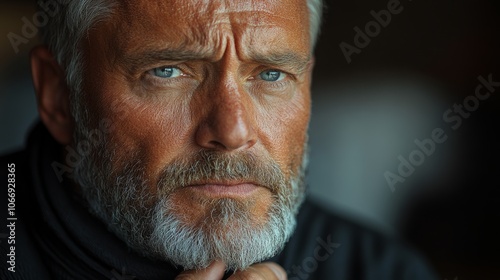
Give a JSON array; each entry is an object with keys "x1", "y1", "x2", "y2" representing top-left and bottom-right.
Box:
[{"x1": 1, "y1": 0, "x2": 499, "y2": 279}]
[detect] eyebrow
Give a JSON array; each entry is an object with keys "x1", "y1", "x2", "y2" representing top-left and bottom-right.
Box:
[
  {"x1": 248, "y1": 51, "x2": 311, "y2": 74},
  {"x1": 122, "y1": 47, "x2": 310, "y2": 74},
  {"x1": 122, "y1": 47, "x2": 213, "y2": 72}
]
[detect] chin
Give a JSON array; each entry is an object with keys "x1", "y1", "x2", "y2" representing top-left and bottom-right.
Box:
[{"x1": 147, "y1": 193, "x2": 296, "y2": 271}]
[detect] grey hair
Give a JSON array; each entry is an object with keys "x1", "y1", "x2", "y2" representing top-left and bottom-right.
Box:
[
  {"x1": 37, "y1": 0, "x2": 115, "y2": 123},
  {"x1": 307, "y1": 0, "x2": 324, "y2": 50},
  {"x1": 37, "y1": 0, "x2": 323, "y2": 120}
]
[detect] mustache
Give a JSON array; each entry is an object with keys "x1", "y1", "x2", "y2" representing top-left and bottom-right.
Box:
[{"x1": 155, "y1": 150, "x2": 286, "y2": 194}]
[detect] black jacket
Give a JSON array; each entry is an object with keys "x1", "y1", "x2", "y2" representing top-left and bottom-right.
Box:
[{"x1": 0, "y1": 123, "x2": 438, "y2": 280}]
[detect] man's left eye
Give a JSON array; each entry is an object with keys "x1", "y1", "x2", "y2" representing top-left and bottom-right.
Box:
[
  {"x1": 150, "y1": 66, "x2": 182, "y2": 78},
  {"x1": 259, "y1": 70, "x2": 286, "y2": 82}
]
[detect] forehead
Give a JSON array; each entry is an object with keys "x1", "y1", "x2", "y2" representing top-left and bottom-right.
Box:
[{"x1": 103, "y1": 0, "x2": 310, "y2": 58}]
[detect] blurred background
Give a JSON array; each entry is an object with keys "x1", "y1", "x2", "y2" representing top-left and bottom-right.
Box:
[{"x1": 1, "y1": 0, "x2": 499, "y2": 279}]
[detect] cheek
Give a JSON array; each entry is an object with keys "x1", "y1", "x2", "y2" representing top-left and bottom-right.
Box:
[
  {"x1": 284, "y1": 99, "x2": 310, "y2": 173},
  {"x1": 84, "y1": 80, "x2": 194, "y2": 181},
  {"x1": 258, "y1": 88, "x2": 310, "y2": 176}
]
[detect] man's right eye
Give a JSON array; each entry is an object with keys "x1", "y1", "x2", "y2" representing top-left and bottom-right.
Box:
[{"x1": 149, "y1": 66, "x2": 182, "y2": 78}]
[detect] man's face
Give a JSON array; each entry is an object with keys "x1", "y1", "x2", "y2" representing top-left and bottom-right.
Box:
[{"x1": 73, "y1": 0, "x2": 312, "y2": 270}]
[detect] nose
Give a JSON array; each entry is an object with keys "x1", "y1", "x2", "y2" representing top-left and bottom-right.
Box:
[{"x1": 195, "y1": 77, "x2": 257, "y2": 151}]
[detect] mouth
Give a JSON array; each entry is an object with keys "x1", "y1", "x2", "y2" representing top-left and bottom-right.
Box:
[{"x1": 185, "y1": 182, "x2": 262, "y2": 198}]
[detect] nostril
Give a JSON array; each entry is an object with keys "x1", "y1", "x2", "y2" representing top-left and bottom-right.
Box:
[{"x1": 208, "y1": 140, "x2": 227, "y2": 150}]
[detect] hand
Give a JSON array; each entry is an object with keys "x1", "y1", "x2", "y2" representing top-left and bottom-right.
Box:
[{"x1": 175, "y1": 260, "x2": 287, "y2": 280}]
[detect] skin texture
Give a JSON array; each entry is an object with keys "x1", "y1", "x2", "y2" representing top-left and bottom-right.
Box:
[{"x1": 31, "y1": 0, "x2": 313, "y2": 278}]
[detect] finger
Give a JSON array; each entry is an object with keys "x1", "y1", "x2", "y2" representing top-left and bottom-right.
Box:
[
  {"x1": 229, "y1": 262, "x2": 287, "y2": 280},
  {"x1": 175, "y1": 260, "x2": 226, "y2": 280}
]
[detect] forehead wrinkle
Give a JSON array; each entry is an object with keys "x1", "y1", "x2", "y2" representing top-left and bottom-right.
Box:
[
  {"x1": 210, "y1": 10, "x2": 298, "y2": 27},
  {"x1": 192, "y1": 0, "x2": 299, "y2": 27},
  {"x1": 102, "y1": 0, "x2": 310, "y2": 71},
  {"x1": 198, "y1": 0, "x2": 279, "y2": 16}
]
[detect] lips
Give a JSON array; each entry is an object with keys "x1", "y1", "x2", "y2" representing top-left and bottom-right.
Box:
[{"x1": 185, "y1": 182, "x2": 261, "y2": 198}]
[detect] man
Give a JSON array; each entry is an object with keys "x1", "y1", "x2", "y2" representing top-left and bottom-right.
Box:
[{"x1": 0, "y1": 0, "x2": 437, "y2": 279}]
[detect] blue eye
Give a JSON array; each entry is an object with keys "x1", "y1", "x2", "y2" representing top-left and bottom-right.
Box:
[
  {"x1": 259, "y1": 70, "x2": 285, "y2": 81},
  {"x1": 151, "y1": 66, "x2": 182, "y2": 78}
]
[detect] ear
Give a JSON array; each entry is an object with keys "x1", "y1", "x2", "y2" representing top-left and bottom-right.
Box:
[{"x1": 31, "y1": 45, "x2": 74, "y2": 145}]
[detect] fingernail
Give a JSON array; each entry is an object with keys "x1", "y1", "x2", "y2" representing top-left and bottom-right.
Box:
[{"x1": 269, "y1": 264, "x2": 287, "y2": 280}]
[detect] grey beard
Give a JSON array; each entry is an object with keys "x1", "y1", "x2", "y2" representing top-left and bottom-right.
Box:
[{"x1": 72, "y1": 126, "x2": 308, "y2": 271}]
